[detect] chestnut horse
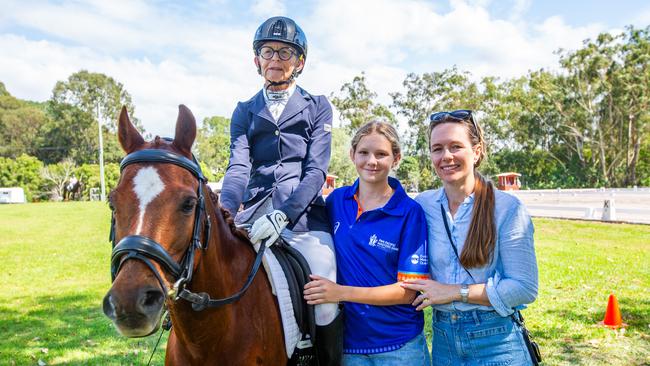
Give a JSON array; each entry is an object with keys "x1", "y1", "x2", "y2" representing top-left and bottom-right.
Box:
[{"x1": 102, "y1": 105, "x2": 286, "y2": 365}]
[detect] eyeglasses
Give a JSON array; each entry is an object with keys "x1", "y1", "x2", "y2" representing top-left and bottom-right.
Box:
[
  {"x1": 257, "y1": 46, "x2": 297, "y2": 61},
  {"x1": 429, "y1": 109, "x2": 478, "y2": 131}
]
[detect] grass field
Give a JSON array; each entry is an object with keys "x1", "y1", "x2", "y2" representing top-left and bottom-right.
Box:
[{"x1": 0, "y1": 202, "x2": 649, "y2": 365}]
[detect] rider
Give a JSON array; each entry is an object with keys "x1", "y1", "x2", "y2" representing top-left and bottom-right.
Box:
[
  {"x1": 220, "y1": 16, "x2": 342, "y2": 365},
  {"x1": 68, "y1": 174, "x2": 78, "y2": 191}
]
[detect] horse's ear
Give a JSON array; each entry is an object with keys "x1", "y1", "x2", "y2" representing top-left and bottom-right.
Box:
[
  {"x1": 118, "y1": 106, "x2": 145, "y2": 153},
  {"x1": 172, "y1": 105, "x2": 196, "y2": 156}
]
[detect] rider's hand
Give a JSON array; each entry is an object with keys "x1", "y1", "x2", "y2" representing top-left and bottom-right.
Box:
[{"x1": 249, "y1": 210, "x2": 289, "y2": 247}]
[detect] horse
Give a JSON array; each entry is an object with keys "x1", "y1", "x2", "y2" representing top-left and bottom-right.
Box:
[
  {"x1": 102, "y1": 105, "x2": 287, "y2": 365},
  {"x1": 63, "y1": 179, "x2": 83, "y2": 201}
]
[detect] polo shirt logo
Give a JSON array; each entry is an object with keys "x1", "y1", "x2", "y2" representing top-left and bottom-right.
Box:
[
  {"x1": 410, "y1": 254, "x2": 419, "y2": 265},
  {"x1": 333, "y1": 221, "x2": 340, "y2": 234},
  {"x1": 368, "y1": 234, "x2": 398, "y2": 252},
  {"x1": 369, "y1": 234, "x2": 378, "y2": 247}
]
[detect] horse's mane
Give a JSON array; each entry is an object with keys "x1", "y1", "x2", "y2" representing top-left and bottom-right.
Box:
[{"x1": 206, "y1": 187, "x2": 250, "y2": 243}]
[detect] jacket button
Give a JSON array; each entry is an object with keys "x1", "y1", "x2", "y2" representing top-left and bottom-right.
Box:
[{"x1": 274, "y1": 130, "x2": 279, "y2": 136}]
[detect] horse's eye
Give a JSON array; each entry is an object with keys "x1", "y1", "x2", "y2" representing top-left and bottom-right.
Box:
[{"x1": 181, "y1": 198, "x2": 196, "y2": 214}]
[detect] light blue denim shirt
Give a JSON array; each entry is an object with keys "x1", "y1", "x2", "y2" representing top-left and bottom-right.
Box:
[{"x1": 415, "y1": 188, "x2": 538, "y2": 316}]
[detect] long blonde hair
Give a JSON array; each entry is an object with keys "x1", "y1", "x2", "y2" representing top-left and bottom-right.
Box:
[{"x1": 429, "y1": 114, "x2": 495, "y2": 268}]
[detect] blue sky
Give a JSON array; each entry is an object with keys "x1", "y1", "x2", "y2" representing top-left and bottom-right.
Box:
[{"x1": 1, "y1": 0, "x2": 649, "y2": 136}]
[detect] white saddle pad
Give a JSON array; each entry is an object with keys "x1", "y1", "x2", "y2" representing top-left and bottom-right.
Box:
[{"x1": 235, "y1": 197, "x2": 301, "y2": 357}]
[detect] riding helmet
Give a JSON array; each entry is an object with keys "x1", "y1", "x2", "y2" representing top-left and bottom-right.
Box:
[{"x1": 253, "y1": 16, "x2": 308, "y2": 60}]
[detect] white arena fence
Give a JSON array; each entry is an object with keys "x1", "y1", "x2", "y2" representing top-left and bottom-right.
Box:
[
  {"x1": 406, "y1": 188, "x2": 650, "y2": 225},
  {"x1": 507, "y1": 188, "x2": 650, "y2": 224}
]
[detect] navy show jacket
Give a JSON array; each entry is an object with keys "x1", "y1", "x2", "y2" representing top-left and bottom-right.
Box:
[{"x1": 221, "y1": 86, "x2": 333, "y2": 232}]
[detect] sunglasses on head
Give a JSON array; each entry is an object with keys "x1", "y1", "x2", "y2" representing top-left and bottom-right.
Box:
[{"x1": 429, "y1": 109, "x2": 478, "y2": 131}]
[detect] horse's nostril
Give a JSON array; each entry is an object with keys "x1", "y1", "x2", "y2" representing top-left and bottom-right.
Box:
[
  {"x1": 102, "y1": 293, "x2": 116, "y2": 319},
  {"x1": 138, "y1": 289, "x2": 165, "y2": 313}
]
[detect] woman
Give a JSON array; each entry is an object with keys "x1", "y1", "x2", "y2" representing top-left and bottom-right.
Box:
[
  {"x1": 304, "y1": 121, "x2": 431, "y2": 366},
  {"x1": 402, "y1": 110, "x2": 538, "y2": 366},
  {"x1": 220, "y1": 16, "x2": 341, "y2": 365}
]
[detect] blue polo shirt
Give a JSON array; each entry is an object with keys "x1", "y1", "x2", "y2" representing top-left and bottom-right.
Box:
[{"x1": 326, "y1": 177, "x2": 429, "y2": 354}]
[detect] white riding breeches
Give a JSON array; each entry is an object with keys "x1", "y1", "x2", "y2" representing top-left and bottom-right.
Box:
[
  {"x1": 280, "y1": 229, "x2": 339, "y2": 326},
  {"x1": 234, "y1": 196, "x2": 339, "y2": 326}
]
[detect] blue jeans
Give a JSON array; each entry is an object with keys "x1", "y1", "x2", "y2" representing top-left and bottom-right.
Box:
[
  {"x1": 342, "y1": 332, "x2": 431, "y2": 366},
  {"x1": 430, "y1": 309, "x2": 532, "y2": 366}
]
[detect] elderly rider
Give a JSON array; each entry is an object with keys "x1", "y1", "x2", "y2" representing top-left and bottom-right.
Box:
[{"x1": 220, "y1": 16, "x2": 342, "y2": 365}]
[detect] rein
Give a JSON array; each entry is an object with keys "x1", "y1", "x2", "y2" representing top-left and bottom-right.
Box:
[{"x1": 109, "y1": 148, "x2": 267, "y2": 311}]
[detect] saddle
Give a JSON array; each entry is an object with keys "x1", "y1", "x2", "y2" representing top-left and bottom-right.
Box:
[
  {"x1": 270, "y1": 239, "x2": 318, "y2": 366},
  {"x1": 233, "y1": 197, "x2": 318, "y2": 365}
]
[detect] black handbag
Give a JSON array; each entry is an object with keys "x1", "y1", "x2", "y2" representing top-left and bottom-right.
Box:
[
  {"x1": 511, "y1": 310, "x2": 542, "y2": 365},
  {"x1": 440, "y1": 204, "x2": 542, "y2": 365}
]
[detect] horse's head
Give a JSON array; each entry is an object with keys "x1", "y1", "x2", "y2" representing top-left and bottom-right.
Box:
[{"x1": 102, "y1": 105, "x2": 207, "y2": 337}]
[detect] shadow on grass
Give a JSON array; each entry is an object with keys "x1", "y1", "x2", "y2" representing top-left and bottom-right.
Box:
[
  {"x1": 530, "y1": 297, "x2": 650, "y2": 365},
  {"x1": 0, "y1": 293, "x2": 166, "y2": 365}
]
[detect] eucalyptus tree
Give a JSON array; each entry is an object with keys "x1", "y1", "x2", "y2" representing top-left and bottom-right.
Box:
[
  {"x1": 330, "y1": 73, "x2": 396, "y2": 132},
  {"x1": 50, "y1": 70, "x2": 139, "y2": 200},
  {"x1": 195, "y1": 115, "x2": 231, "y2": 181}
]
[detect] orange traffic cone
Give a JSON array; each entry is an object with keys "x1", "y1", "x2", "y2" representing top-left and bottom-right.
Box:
[{"x1": 599, "y1": 293, "x2": 627, "y2": 328}]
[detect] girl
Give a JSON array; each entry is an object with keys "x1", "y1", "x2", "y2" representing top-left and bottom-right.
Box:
[
  {"x1": 402, "y1": 110, "x2": 538, "y2": 366},
  {"x1": 304, "y1": 121, "x2": 431, "y2": 366}
]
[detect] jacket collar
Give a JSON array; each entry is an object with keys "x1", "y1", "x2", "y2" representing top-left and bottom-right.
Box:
[
  {"x1": 276, "y1": 85, "x2": 310, "y2": 125},
  {"x1": 252, "y1": 90, "x2": 274, "y2": 122},
  {"x1": 252, "y1": 85, "x2": 310, "y2": 125},
  {"x1": 344, "y1": 177, "x2": 407, "y2": 216}
]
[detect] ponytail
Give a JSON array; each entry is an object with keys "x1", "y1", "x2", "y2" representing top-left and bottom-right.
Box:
[{"x1": 460, "y1": 171, "x2": 496, "y2": 268}]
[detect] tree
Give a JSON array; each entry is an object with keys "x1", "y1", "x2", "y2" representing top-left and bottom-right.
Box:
[
  {"x1": 0, "y1": 154, "x2": 45, "y2": 201},
  {"x1": 36, "y1": 102, "x2": 97, "y2": 164},
  {"x1": 0, "y1": 86, "x2": 50, "y2": 158},
  {"x1": 330, "y1": 73, "x2": 396, "y2": 132},
  {"x1": 194, "y1": 116, "x2": 231, "y2": 181},
  {"x1": 76, "y1": 162, "x2": 120, "y2": 199},
  {"x1": 51, "y1": 70, "x2": 140, "y2": 201},
  {"x1": 41, "y1": 158, "x2": 76, "y2": 201},
  {"x1": 390, "y1": 67, "x2": 482, "y2": 166},
  {"x1": 51, "y1": 70, "x2": 138, "y2": 132},
  {"x1": 396, "y1": 156, "x2": 420, "y2": 192},
  {"x1": 327, "y1": 128, "x2": 357, "y2": 187},
  {"x1": 0, "y1": 105, "x2": 49, "y2": 158},
  {"x1": 611, "y1": 26, "x2": 650, "y2": 185}
]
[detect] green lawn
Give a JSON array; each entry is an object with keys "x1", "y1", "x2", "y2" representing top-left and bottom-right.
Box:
[{"x1": 0, "y1": 202, "x2": 649, "y2": 365}]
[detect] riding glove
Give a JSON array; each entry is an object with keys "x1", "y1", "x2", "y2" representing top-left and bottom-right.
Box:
[{"x1": 249, "y1": 210, "x2": 289, "y2": 246}]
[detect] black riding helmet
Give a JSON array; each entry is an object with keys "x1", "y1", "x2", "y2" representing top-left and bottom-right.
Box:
[{"x1": 253, "y1": 16, "x2": 308, "y2": 65}]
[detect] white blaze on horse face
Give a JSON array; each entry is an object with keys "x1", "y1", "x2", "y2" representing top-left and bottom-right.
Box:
[{"x1": 132, "y1": 166, "x2": 165, "y2": 234}]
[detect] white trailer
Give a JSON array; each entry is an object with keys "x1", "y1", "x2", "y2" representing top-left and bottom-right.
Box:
[{"x1": 0, "y1": 187, "x2": 26, "y2": 203}]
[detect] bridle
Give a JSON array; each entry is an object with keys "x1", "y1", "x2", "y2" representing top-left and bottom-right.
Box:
[{"x1": 109, "y1": 148, "x2": 266, "y2": 312}]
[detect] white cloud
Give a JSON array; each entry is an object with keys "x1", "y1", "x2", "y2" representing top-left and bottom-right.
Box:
[
  {"x1": 251, "y1": 0, "x2": 287, "y2": 18},
  {"x1": 0, "y1": 0, "x2": 621, "y2": 138}
]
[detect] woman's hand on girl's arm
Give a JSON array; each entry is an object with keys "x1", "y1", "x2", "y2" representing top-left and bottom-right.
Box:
[
  {"x1": 304, "y1": 275, "x2": 416, "y2": 306},
  {"x1": 401, "y1": 280, "x2": 492, "y2": 311},
  {"x1": 401, "y1": 279, "x2": 459, "y2": 311}
]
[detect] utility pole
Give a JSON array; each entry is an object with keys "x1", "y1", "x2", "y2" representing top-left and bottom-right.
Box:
[{"x1": 97, "y1": 103, "x2": 106, "y2": 202}]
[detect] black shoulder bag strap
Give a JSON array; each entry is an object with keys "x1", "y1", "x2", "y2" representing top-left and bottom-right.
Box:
[{"x1": 440, "y1": 203, "x2": 475, "y2": 282}]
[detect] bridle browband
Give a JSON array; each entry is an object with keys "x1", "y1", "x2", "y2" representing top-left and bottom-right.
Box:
[{"x1": 109, "y1": 148, "x2": 267, "y2": 311}]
